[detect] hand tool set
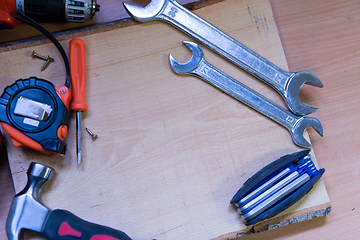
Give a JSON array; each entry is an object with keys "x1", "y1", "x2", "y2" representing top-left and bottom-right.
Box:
[
  {"x1": 123, "y1": 0, "x2": 326, "y2": 226},
  {"x1": 0, "y1": 0, "x2": 100, "y2": 29},
  {"x1": 6, "y1": 162, "x2": 132, "y2": 240},
  {"x1": 0, "y1": 11, "x2": 88, "y2": 160},
  {"x1": 230, "y1": 150, "x2": 324, "y2": 225},
  {"x1": 169, "y1": 41, "x2": 323, "y2": 148},
  {"x1": 3, "y1": 0, "x2": 327, "y2": 238},
  {"x1": 123, "y1": 0, "x2": 323, "y2": 116},
  {"x1": 124, "y1": 0, "x2": 324, "y2": 148}
]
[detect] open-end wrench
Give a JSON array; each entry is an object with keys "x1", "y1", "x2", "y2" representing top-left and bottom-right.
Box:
[
  {"x1": 123, "y1": 0, "x2": 323, "y2": 116},
  {"x1": 169, "y1": 41, "x2": 323, "y2": 148}
]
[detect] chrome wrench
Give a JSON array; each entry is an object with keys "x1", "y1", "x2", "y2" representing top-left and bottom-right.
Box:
[
  {"x1": 169, "y1": 41, "x2": 323, "y2": 148},
  {"x1": 123, "y1": 0, "x2": 323, "y2": 116}
]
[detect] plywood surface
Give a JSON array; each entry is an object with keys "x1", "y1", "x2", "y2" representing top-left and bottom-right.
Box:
[{"x1": 0, "y1": 0, "x2": 329, "y2": 239}]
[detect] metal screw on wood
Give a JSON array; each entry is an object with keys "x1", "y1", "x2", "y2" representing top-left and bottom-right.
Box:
[
  {"x1": 31, "y1": 51, "x2": 54, "y2": 71},
  {"x1": 31, "y1": 51, "x2": 47, "y2": 60},
  {"x1": 85, "y1": 128, "x2": 98, "y2": 141},
  {"x1": 41, "y1": 57, "x2": 54, "y2": 71}
]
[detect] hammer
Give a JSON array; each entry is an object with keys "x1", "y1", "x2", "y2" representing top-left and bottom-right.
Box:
[{"x1": 6, "y1": 162, "x2": 132, "y2": 240}]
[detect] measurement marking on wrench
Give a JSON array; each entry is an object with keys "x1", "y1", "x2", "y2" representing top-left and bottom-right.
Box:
[
  {"x1": 123, "y1": 0, "x2": 323, "y2": 116},
  {"x1": 169, "y1": 41, "x2": 323, "y2": 148}
]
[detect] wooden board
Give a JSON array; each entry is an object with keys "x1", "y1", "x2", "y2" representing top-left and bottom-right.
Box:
[{"x1": 1, "y1": 0, "x2": 330, "y2": 239}]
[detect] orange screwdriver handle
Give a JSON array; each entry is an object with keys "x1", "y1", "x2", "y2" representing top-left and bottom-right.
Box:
[{"x1": 69, "y1": 38, "x2": 88, "y2": 112}]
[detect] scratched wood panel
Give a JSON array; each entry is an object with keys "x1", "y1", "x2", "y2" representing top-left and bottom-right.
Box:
[{"x1": 1, "y1": 0, "x2": 329, "y2": 239}]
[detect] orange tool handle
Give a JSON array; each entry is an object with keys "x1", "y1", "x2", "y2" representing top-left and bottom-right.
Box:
[
  {"x1": 0, "y1": 0, "x2": 19, "y2": 29},
  {"x1": 69, "y1": 38, "x2": 88, "y2": 112}
]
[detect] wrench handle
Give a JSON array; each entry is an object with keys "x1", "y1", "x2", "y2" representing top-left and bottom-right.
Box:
[
  {"x1": 42, "y1": 209, "x2": 132, "y2": 240},
  {"x1": 160, "y1": 0, "x2": 291, "y2": 92},
  {"x1": 193, "y1": 59, "x2": 300, "y2": 131}
]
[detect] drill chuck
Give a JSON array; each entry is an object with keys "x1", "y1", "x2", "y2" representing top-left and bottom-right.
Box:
[{"x1": 65, "y1": 0, "x2": 100, "y2": 23}]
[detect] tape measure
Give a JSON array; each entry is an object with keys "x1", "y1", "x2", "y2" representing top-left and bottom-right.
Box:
[
  {"x1": 0, "y1": 11, "x2": 72, "y2": 155},
  {"x1": 0, "y1": 77, "x2": 71, "y2": 154}
]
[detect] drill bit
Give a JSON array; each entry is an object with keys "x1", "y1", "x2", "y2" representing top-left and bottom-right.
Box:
[{"x1": 76, "y1": 112, "x2": 82, "y2": 166}]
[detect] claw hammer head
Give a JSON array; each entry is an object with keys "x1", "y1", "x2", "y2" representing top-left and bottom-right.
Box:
[{"x1": 6, "y1": 162, "x2": 54, "y2": 240}]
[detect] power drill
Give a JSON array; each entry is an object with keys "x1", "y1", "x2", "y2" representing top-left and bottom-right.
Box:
[{"x1": 0, "y1": 0, "x2": 100, "y2": 29}]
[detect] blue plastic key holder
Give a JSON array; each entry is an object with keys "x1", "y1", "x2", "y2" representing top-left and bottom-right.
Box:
[{"x1": 230, "y1": 150, "x2": 325, "y2": 226}]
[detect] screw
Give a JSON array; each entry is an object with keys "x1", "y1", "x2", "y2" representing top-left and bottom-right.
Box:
[
  {"x1": 85, "y1": 128, "x2": 98, "y2": 141},
  {"x1": 31, "y1": 51, "x2": 48, "y2": 61},
  {"x1": 31, "y1": 51, "x2": 54, "y2": 71},
  {"x1": 41, "y1": 56, "x2": 54, "y2": 71}
]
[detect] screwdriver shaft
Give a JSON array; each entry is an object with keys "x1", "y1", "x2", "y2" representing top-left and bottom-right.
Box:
[{"x1": 76, "y1": 111, "x2": 82, "y2": 166}]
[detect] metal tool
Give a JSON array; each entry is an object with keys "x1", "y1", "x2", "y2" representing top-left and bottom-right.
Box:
[
  {"x1": 230, "y1": 150, "x2": 325, "y2": 225},
  {"x1": 123, "y1": 0, "x2": 323, "y2": 116},
  {"x1": 0, "y1": 0, "x2": 100, "y2": 29},
  {"x1": 31, "y1": 51, "x2": 55, "y2": 71},
  {"x1": 31, "y1": 50, "x2": 51, "y2": 61},
  {"x1": 41, "y1": 56, "x2": 55, "y2": 71},
  {"x1": 85, "y1": 127, "x2": 98, "y2": 140},
  {"x1": 169, "y1": 41, "x2": 323, "y2": 148},
  {"x1": 69, "y1": 38, "x2": 88, "y2": 166},
  {"x1": 6, "y1": 162, "x2": 132, "y2": 240}
]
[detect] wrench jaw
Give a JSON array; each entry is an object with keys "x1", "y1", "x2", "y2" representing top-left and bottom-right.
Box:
[
  {"x1": 295, "y1": 71, "x2": 323, "y2": 88},
  {"x1": 169, "y1": 41, "x2": 204, "y2": 74},
  {"x1": 286, "y1": 71, "x2": 323, "y2": 116},
  {"x1": 291, "y1": 117, "x2": 323, "y2": 148},
  {"x1": 123, "y1": 0, "x2": 166, "y2": 22}
]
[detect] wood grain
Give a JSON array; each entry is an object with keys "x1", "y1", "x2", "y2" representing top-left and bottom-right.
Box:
[
  {"x1": 0, "y1": 0, "x2": 332, "y2": 239},
  {"x1": 248, "y1": 0, "x2": 360, "y2": 239}
]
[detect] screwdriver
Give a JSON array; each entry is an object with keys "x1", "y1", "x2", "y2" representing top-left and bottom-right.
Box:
[{"x1": 69, "y1": 38, "x2": 87, "y2": 166}]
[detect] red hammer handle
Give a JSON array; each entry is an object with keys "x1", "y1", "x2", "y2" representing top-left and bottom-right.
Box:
[{"x1": 42, "y1": 209, "x2": 132, "y2": 240}]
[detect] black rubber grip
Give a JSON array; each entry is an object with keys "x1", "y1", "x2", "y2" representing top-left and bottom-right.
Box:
[{"x1": 42, "y1": 209, "x2": 132, "y2": 240}]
